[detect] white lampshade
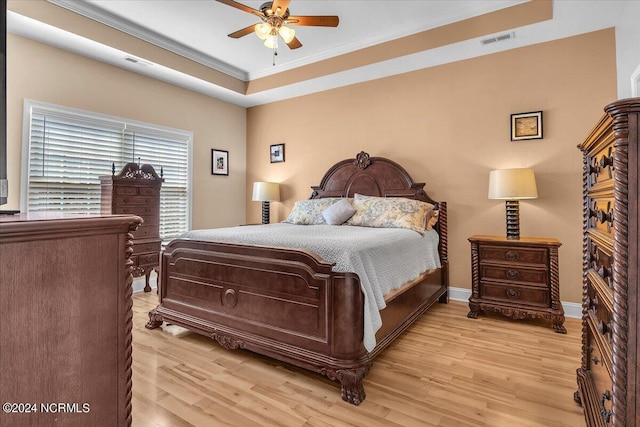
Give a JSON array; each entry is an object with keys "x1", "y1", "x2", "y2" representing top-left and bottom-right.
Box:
[
  {"x1": 252, "y1": 182, "x2": 280, "y2": 202},
  {"x1": 255, "y1": 22, "x2": 271, "y2": 40},
  {"x1": 278, "y1": 25, "x2": 295, "y2": 43},
  {"x1": 488, "y1": 168, "x2": 538, "y2": 200},
  {"x1": 264, "y1": 34, "x2": 278, "y2": 49}
]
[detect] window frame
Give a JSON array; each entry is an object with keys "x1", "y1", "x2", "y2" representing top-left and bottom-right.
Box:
[{"x1": 21, "y1": 99, "x2": 193, "y2": 239}]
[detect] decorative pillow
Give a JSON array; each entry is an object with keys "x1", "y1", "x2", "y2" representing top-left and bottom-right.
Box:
[
  {"x1": 348, "y1": 194, "x2": 434, "y2": 234},
  {"x1": 425, "y1": 209, "x2": 439, "y2": 231},
  {"x1": 282, "y1": 198, "x2": 343, "y2": 225},
  {"x1": 322, "y1": 198, "x2": 356, "y2": 225}
]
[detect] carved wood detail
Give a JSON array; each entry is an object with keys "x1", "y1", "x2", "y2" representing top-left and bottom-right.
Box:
[{"x1": 576, "y1": 98, "x2": 640, "y2": 426}]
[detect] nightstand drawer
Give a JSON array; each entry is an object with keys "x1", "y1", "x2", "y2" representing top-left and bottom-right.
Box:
[
  {"x1": 478, "y1": 245, "x2": 548, "y2": 266},
  {"x1": 480, "y1": 265, "x2": 548, "y2": 286},
  {"x1": 480, "y1": 281, "x2": 550, "y2": 308},
  {"x1": 468, "y1": 235, "x2": 564, "y2": 333}
]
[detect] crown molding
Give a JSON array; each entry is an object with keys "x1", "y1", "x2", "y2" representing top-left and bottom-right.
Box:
[{"x1": 47, "y1": 0, "x2": 249, "y2": 81}]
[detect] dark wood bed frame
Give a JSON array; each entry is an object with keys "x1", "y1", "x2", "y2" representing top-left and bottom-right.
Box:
[{"x1": 146, "y1": 151, "x2": 449, "y2": 405}]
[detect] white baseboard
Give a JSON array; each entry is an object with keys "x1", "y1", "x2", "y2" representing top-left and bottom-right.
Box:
[
  {"x1": 448, "y1": 287, "x2": 582, "y2": 319},
  {"x1": 132, "y1": 274, "x2": 158, "y2": 293}
]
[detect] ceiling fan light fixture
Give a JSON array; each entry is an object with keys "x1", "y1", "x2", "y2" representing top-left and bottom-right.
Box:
[
  {"x1": 255, "y1": 22, "x2": 271, "y2": 40},
  {"x1": 278, "y1": 25, "x2": 295, "y2": 43},
  {"x1": 264, "y1": 34, "x2": 278, "y2": 49}
]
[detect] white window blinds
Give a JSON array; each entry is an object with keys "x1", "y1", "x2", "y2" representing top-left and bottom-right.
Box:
[{"x1": 23, "y1": 100, "x2": 192, "y2": 240}]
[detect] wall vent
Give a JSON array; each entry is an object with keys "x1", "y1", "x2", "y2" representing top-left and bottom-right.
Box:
[
  {"x1": 124, "y1": 56, "x2": 152, "y2": 66},
  {"x1": 481, "y1": 32, "x2": 515, "y2": 46}
]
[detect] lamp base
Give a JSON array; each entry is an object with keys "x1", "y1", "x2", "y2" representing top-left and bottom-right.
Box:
[
  {"x1": 261, "y1": 201, "x2": 271, "y2": 225},
  {"x1": 505, "y1": 200, "x2": 520, "y2": 240}
]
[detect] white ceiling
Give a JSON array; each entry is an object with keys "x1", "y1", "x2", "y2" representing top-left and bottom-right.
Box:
[{"x1": 6, "y1": 0, "x2": 631, "y2": 107}]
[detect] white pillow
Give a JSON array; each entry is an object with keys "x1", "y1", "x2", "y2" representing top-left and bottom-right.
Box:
[{"x1": 322, "y1": 198, "x2": 356, "y2": 225}]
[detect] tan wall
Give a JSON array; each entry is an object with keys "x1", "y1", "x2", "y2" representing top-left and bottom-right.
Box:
[
  {"x1": 246, "y1": 29, "x2": 617, "y2": 303},
  {"x1": 6, "y1": 34, "x2": 247, "y2": 229}
]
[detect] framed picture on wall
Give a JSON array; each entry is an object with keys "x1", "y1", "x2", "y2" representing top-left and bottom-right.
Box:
[
  {"x1": 510, "y1": 111, "x2": 543, "y2": 141},
  {"x1": 270, "y1": 143, "x2": 285, "y2": 163},
  {"x1": 211, "y1": 149, "x2": 229, "y2": 176}
]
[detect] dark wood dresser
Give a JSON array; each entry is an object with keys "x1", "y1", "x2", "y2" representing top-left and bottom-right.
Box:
[
  {"x1": 101, "y1": 163, "x2": 163, "y2": 292},
  {"x1": 575, "y1": 98, "x2": 639, "y2": 426},
  {"x1": 0, "y1": 213, "x2": 141, "y2": 427},
  {"x1": 467, "y1": 235, "x2": 566, "y2": 333}
]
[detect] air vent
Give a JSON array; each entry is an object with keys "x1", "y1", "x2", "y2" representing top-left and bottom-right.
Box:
[
  {"x1": 481, "y1": 32, "x2": 515, "y2": 46},
  {"x1": 124, "y1": 56, "x2": 152, "y2": 66}
]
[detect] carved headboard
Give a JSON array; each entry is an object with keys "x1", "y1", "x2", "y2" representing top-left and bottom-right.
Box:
[
  {"x1": 310, "y1": 151, "x2": 436, "y2": 204},
  {"x1": 310, "y1": 151, "x2": 447, "y2": 261}
]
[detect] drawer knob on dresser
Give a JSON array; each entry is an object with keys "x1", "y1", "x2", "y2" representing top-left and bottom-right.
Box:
[
  {"x1": 506, "y1": 270, "x2": 520, "y2": 280},
  {"x1": 598, "y1": 320, "x2": 609, "y2": 335},
  {"x1": 591, "y1": 356, "x2": 600, "y2": 365},
  {"x1": 506, "y1": 288, "x2": 520, "y2": 299},
  {"x1": 505, "y1": 251, "x2": 518, "y2": 261},
  {"x1": 600, "y1": 390, "x2": 612, "y2": 423},
  {"x1": 588, "y1": 158, "x2": 600, "y2": 176}
]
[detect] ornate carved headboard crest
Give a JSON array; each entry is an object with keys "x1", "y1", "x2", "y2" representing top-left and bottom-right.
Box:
[{"x1": 354, "y1": 151, "x2": 371, "y2": 169}]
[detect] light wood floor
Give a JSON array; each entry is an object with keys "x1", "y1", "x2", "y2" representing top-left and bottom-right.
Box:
[{"x1": 132, "y1": 292, "x2": 586, "y2": 427}]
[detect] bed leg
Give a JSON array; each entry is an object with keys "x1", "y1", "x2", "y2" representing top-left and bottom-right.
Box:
[
  {"x1": 438, "y1": 289, "x2": 449, "y2": 304},
  {"x1": 145, "y1": 308, "x2": 163, "y2": 329},
  {"x1": 326, "y1": 365, "x2": 370, "y2": 405}
]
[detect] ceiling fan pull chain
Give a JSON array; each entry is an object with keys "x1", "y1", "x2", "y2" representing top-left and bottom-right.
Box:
[{"x1": 273, "y1": 49, "x2": 277, "y2": 66}]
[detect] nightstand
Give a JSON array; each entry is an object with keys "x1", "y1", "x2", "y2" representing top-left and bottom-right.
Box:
[{"x1": 467, "y1": 235, "x2": 566, "y2": 333}]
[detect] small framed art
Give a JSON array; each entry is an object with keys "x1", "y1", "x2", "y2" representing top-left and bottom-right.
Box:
[
  {"x1": 211, "y1": 149, "x2": 229, "y2": 176},
  {"x1": 510, "y1": 111, "x2": 543, "y2": 141},
  {"x1": 270, "y1": 143, "x2": 285, "y2": 163}
]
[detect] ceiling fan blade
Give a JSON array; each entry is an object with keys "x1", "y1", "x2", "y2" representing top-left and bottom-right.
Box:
[
  {"x1": 271, "y1": 0, "x2": 291, "y2": 16},
  {"x1": 216, "y1": 0, "x2": 263, "y2": 17},
  {"x1": 286, "y1": 36, "x2": 302, "y2": 50},
  {"x1": 228, "y1": 24, "x2": 257, "y2": 39},
  {"x1": 286, "y1": 15, "x2": 339, "y2": 27}
]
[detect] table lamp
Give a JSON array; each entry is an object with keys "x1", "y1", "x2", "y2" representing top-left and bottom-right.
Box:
[
  {"x1": 252, "y1": 182, "x2": 280, "y2": 224},
  {"x1": 488, "y1": 168, "x2": 538, "y2": 239}
]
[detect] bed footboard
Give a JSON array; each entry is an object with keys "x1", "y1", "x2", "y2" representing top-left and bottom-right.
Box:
[{"x1": 146, "y1": 239, "x2": 372, "y2": 404}]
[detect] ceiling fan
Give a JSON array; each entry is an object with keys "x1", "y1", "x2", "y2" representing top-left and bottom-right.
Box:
[{"x1": 216, "y1": 0, "x2": 339, "y2": 50}]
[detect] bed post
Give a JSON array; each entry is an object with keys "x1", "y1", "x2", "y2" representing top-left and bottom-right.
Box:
[{"x1": 437, "y1": 201, "x2": 449, "y2": 303}]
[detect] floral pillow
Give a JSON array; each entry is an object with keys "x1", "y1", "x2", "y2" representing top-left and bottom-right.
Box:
[
  {"x1": 282, "y1": 198, "x2": 344, "y2": 225},
  {"x1": 348, "y1": 194, "x2": 434, "y2": 234}
]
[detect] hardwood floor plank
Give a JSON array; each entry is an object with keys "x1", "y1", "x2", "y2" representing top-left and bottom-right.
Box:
[{"x1": 132, "y1": 292, "x2": 586, "y2": 426}]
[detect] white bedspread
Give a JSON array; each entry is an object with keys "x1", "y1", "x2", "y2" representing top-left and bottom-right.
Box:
[{"x1": 179, "y1": 224, "x2": 441, "y2": 352}]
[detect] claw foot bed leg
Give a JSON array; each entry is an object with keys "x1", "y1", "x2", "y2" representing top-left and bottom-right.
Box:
[
  {"x1": 336, "y1": 366, "x2": 369, "y2": 405},
  {"x1": 145, "y1": 308, "x2": 163, "y2": 329}
]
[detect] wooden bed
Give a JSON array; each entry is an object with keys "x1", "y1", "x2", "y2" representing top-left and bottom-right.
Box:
[{"x1": 146, "y1": 151, "x2": 449, "y2": 405}]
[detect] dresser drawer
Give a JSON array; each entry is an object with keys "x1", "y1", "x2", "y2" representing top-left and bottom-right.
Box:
[
  {"x1": 587, "y1": 143, "x2": 615, "y2": 190},
  {"x1": 138, "y1": 252, "x2": 159, "y2": 267},
  {"x1": 115, "y1": 186, "x2": 138, "y2": 196},
  {"x1": 133, "y1": 224, "x2": 158, "y2": 239},
  {"x1": 132, "y1": 241, "x2": 161, "y2": 255},
  {"x1": 115, "y1": 195, "x2": 158, "y2": 206},
  {"x1": 139, "y1": 187, "x2": 159, "y2": 196},
  {"x1": 114, "y1": 205, "x2": 157, "y2": 215},
  {"x1": 480, "y1": 265, "x2": 548, "y2": 286},
  {"x1": 480, "y1": 281, "x2": 550, "y2": 308},
  {"x1": 478, "y1": 245, "x2": 548, "y2": 266},
  {"x1": 587, "y1": 239, "x2": 613, "y2": 291},
  {"x1": 586, "y1": 285, "x2": 613, "y2": 350},
  {"x1": 586, "y1": 327, "x2": 613, "y2": 425},
  {"x1": 588, "y1": 198, "x2": 614, "y2": 238}
]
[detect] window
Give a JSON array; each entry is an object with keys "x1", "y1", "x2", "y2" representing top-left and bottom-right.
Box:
[{"x1": 22, "y1": 100, "x2": 192, "y2": 240}]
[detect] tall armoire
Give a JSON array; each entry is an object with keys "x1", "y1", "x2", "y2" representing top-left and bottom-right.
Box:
[
  {"x1": 101, "y1": 162, "x2": 163, "y2": 292},
  {"x1": 575, "y1": 98, "x2": 639, "y2": 426}
]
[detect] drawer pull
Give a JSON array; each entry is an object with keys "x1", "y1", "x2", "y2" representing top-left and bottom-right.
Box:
[
  {"x1": 506, "y1": 288, "x2": 520, "y2": 299},
  {"x1": 505, "y1": 251, "x2": 518, "y2": 261},
  {"x1": 591, "y1": 356, "x2": 600, "y2": 365},
  {"x1": 598, "y1": 321, "x2": 609, "y2": 335},
  {"x1": 600, "y1": 390, "x2": 612, "y2": 424},
  {"x1": 506, "y1": 270, "x2": 519, "y2": 280}
]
